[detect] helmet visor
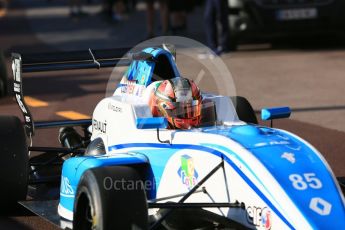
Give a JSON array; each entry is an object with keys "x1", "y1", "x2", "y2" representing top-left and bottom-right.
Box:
[{"x1": 159, "y1": 100, "x2": 201, "y2": 119}]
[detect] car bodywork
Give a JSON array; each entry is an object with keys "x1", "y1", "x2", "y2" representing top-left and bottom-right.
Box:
[{"x1": 10, "y1": 46, "x2": 345, "y2": 229}]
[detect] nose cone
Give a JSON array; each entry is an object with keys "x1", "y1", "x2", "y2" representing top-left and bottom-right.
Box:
[
  {"x1": 229, "y1": 126, "x2": 345, "y2": 229},
  {"x1": 228, "y1": 125, "x2": 299, "y2": 149},
  {"x1": 202, "y1": 125, "x2": 345, "y2": 228}
]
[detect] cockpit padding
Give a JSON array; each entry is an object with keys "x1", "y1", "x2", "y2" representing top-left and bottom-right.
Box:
[{"x1": 152, "y1": 54, "x2": 176, "y2": 81}]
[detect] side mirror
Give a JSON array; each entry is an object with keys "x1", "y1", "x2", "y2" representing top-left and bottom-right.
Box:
[
  {"x1": 136, "y1": 117, "x2": 168, "y2": 129},
  {"x1": 261, "y1": 107, "x2": 291, "y2": 127}
]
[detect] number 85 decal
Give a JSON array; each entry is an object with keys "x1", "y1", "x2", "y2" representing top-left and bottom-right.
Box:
[{"x1": 289, "y1": 173, "x2": 322, "y2": 190}]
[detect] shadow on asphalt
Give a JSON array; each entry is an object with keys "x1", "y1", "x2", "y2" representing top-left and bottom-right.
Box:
[
  {"x1": 22, "y1": 71, "x2": 108, "y2": 99},
  {"x1": 0, "y1": 203, "x2": 34, "y2": 217},
  {"x1": 22, "y1": 73, "x2": 107, "y2": 97},
  {"x1": 0, "y1": 69, "x2": 112, "y2": 106},
  {"x1": 0, "y1": 218, "x2": 33, "y2": 230}
]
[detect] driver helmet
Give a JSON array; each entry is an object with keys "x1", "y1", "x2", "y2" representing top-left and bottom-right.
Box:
[{"x1": 149, "y1": 77, "x2": 202, "y2": 129}]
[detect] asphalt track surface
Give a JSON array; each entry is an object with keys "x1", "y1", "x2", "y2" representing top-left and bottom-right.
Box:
[{"x1": 1, "y1": 0, "x2": 345, "y2": 229}]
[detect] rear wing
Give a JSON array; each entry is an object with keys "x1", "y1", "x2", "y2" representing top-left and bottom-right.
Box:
[
  {"x1": 16, "y1": 48, "x2": 131, "y2": 73},
  {"x1": 11, "y1": 48, "x2": 132, "y2": 137},
  {"x1": 11, "y1": 45, "x2": 176, "y2": 137}
]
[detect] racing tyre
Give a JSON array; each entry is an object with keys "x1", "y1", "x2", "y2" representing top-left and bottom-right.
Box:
[
  {"x1": 73, "y1": 166, "x2": 148, "y2": 230},
  {"x1": 230, "y1": 96, "x2": 258, "y2": 124},
  {"x1": 0, "y1": 51, "x2": 7, "y2": 97},
  {"x1": 0, "y1": 77, "x2": 5, "y2": 97},
  {"x1": 0, "y1": 116, "x2": 28, "y2": 208}
]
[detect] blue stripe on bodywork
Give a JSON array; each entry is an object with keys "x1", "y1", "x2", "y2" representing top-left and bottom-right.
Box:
[
  {"x1": 108, "y1": 143, "x2": 295, "y2": 229},
  {"x1": 201, "y1": 143, "x2": 285, "y2": 213}
]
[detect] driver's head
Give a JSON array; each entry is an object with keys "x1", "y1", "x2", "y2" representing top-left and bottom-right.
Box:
[{"x1": 149, "y1": 77, "x2": 202, "y2": 129}]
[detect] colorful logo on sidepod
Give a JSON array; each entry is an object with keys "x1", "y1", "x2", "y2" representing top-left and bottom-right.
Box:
[{"x1": 177, "y1": 155, "x2": 199, "y2": 190}]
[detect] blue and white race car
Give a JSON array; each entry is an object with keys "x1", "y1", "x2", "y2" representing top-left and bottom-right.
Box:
[{"x1": 1, "y1": 45, "x2": 345, "y2": 230}]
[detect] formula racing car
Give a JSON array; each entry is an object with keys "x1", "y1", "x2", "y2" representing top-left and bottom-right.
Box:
[{"x1": 0, "y1": 45, "x2": 345, "y2": 229}]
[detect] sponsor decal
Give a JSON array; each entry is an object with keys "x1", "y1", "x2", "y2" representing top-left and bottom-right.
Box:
[
  {"x1": 127, "y1": 84, "x2": 135, "y2": 94},
  {"x1": 14, "y1": 83, "x2": 20, "y2": 93},
  {"x1": 108, "y1": 103, "x2": 122, "y2": 113},
  {"x1": 93, "y1": 119, "x2": 107, "y2": 133},
  {"x1": 119, "y1": 78, "x2": 136, "y2": 94},
  {"x1": 25, "y1": 116, "x2": 31, "y2": 122},
  {"x1": 12, "y1": 58, "x2": 21, "y2": 82},
  {"x1": 120, "y1": 86, "x2": 126, "y2": 93},
  {"x1": 120, "y1": 78, "x2": 136, "y2": 85},
  {"x1": 281, "y1": 152, "x2": 296, "y2": 164},
  {"x1": 15, "y1": 94, "x2": 27, "y2": 114},
  {"x1": 118, "y1": 77, "x2": 146, "y2": 97},
  {"x1": 254, "y1": 141, "x2": 290, "y2": 148},
  {"x1": 177, "y1": 155, "x2": 199, "y2": 190},
  {"x1": 134, "y1": 85, "x2": 145, "y2": 96},
  {"x1": 119, "y1": 78, "x2": 137, "y2": 94},
  {"x1": 117, "y1": 74, "x2": 149, "y2": 97},
  {"x1": 246, "y1": 206, "x2": 272, "y2": 230},
  {"x1": 261, "y1": 208, "x2": 272, "y2": 230},
  {"x1": 269, "y1": 140, "x2": 289, "y2": 145},
  {"x1": 60, "y1": 176, "x2": 74, "y2": 197},
  {"x1": 254, "y1": 142, "x2": 267, "y2": 147},
  {"x1": 309, "y1": 197, "x2": 332, "y2": 216}
]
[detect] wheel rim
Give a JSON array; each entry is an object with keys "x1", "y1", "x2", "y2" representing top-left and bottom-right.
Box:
[
  {"x1": 84, "y1": 201, "x2": 93, "y2": 229},
  {"x1": 75, "y1": 193, "x2": 95, "y2": 230}
]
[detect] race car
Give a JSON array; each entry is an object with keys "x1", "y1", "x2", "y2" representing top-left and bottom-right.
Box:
[{"x1": 0, "y1": 45, "x2": 345, "y2": 230}]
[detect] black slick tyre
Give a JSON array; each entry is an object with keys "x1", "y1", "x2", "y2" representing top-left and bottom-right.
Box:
[
  {"x1": 0, "y1": 77, "x2": 5, "y2": 97},
  {"x1": 230, "y1": 96, "x2": 258, "y2": 124},
  {"x1": 0, "y1": 51, "x2": 7, "y2": 97},
  {"x1": 73, "y1": 166, "x2": 148, "y2": 230},
  {"x1": 0, "y1": 116, "x2": 28, "y2": 208}
]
